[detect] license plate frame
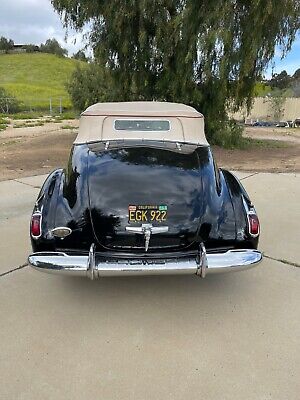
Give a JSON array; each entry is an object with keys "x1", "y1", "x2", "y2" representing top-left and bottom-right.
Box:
[{"x1": 128, "y1": 205, "x2": 168, "y2": 223}]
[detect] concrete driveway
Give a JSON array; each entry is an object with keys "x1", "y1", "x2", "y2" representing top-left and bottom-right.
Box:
[{"x1": 0, "y1": 172, "x2": 299, "y2": 400}]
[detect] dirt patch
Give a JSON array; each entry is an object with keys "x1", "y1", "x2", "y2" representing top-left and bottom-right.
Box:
[
  {"x1": 213, "y1": 144, "x2": 300, "y2": 173},
  {"x1": 0, "y1": 123, "x2": 299, "y2": 181},
  {"x1": 244, "y1": 126, "x2": 300, "y2": 144},
  {"x1": 0, "y1": 131, "x2": 77, "y2": 181}
]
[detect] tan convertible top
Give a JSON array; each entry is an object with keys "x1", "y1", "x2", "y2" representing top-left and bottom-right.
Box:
[{"x1": 74, "y1": 101, "x2": 208, "y2": 145}]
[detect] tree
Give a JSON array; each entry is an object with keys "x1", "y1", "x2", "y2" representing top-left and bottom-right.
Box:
[
  {"x1": 67, "y1": 64, "x2": 113, "y2": 110},
  {"x1": 51, "y1": 0, "x2": 300, "y2": 143},
  {"x1": 40, "y1": 38, "x2": 67, "y2": 57},
  {"x1": 291, "y1": 79, "x2": 300, "y2": 97},
  {"x1": 0, "y1": 37, "x2": 14, "y2": 53},
  {"x1": 264, "y1": 90, "x2": 287, "y2": 121},
  {"x1": 269, "y1": 70, "x2": 292, "y2": 89},
  {"x1": 293, "y1": 68, "x2": 300, "y2": 80},
  {"x1": 25, "y1": 44, "x2": 40, "y2": 53},
  {"x1": 72, "y1": 50, "x2": 88, "y2": 62}
]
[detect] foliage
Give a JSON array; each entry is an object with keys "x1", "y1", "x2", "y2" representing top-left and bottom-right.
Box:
[
  {"x1": 61, "y1": 124, "x2": 75, "y2": 129},
  {"x1": 53, "y1": 110, "x2": 78, "y2": 120},
  {"x1": 40, "y1": 38, "x2": 68, "y2": 57},
  {"x1": 52, "y1": 0, "x2": 300, "y2": 143},
  {"x1": 72, "y1": 50, "x2": 88, "y2": 62},
  {"x1": 3, "y1": 112, "x2": 44, "y2": 120},
  {"x1": 25, "y1": 44, "x2": 40, "y2": 53},
  {"x1": 0, "y1": 116, "x2": 9, "y2": 131},
  {"x1": 0, "y1": 87, "x2": 19, "y2": 113},
  {"x1": 264, "y1": 90, "x2": 287, "y2": 121},
  {"x1": 254, "y1": 82, "x2": 272, "y2": 97},
  {"x1": 293, "y1": 68, "x2": 300, "y2": 80},
  {"x1": 291, "y1": 79, "x2": 300, "y2": 96},
  {"x1": 14, "y1": 121, "x2": 45, "y2": 128},
  {"x1": 269, "y1": 70, "x2": 292, "y2": 89},
  {"x1": 210, "y1": 119, "x2": 245, "y2": 148},
  {"x1": 265, "y1": 68, "x2": 300, "y2": 96},
  {"x1": 0, "y1": 53, "x2": 84, "y2": 110},
  {"x1": 67, "y1": 64, "x2": 113, "y2": 111},
  {"x1": 0, "y1": 36, "x2": 14, "y2": 53}
]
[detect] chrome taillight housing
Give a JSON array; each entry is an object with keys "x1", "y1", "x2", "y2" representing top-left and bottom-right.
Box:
[
  {"x1": 247, "y1": 211, "x2": 260, "y2": 237},
  {"x1": 243, "y1": 197, "x2": 260, "y2": 238},
  {"x1": 30, "y1": 213, "x2": 42, "y2": 239}
]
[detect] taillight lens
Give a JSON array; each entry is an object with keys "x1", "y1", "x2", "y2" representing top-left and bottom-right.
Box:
[
  {"x1": 248, "y1": 212, "x2": 260, "y2": 237},
  {"x1": 31, "y1": 213, "x2": 42, "y2": 238}
]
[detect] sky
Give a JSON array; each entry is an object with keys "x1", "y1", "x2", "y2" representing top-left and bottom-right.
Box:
[
  {"x1": 0, "y1": 0, "x2": 299, "y2": 75},
  {"x1": 266, "y1": 35, "x2": 300, "y2": 78},
  {"x1": 0, "y1": 0, "x2": 87, "y2": 55}
]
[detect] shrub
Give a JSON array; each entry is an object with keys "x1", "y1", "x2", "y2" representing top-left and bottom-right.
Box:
[
  {"x1": 209, "y1": 119, "x2": 244, "y2": 148},
  {"x1": 0, "y1": 87, "x2": 20, "y2": 113},
  {"x1": 40, "y1": 38, "x2": 67, "y2": 57}
]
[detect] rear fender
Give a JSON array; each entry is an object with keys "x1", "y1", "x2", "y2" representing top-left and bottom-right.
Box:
[
  {"x1": 30, "y1": 169, "x2": 64, "y2": 252},
  {"x1": 50, "y1": 145, "x2": 95, "y2": 251}
]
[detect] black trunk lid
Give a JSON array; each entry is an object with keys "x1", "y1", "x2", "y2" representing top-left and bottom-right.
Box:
[{"x1": 87, "y1": 143, "x2": 203, "y2": 251}]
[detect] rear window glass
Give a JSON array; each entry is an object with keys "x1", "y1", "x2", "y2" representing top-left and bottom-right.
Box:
[
  {"x1": 95, "y1": 147, "x2": 199, "y2": 171},
  {"x1": 114, "y1": 120, "x2": 170, "y2": 131}
]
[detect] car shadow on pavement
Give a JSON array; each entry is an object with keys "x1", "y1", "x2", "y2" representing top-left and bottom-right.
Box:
[{"x1": 57, "y1": 272, "x2": 259, "y2": 319}]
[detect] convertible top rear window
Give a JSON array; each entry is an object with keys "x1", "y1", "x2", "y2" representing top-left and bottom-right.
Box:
[{"x1": 115, "y1": 119, "x2": 170, "y2": 131}]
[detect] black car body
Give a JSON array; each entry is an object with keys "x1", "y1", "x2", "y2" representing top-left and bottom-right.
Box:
[{"x1": 28, "y1": 102, "x2": 262, "y2": 278}]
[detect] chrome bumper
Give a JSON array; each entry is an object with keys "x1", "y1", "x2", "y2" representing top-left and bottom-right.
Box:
[{"x1": 28, "y1": 246, "x2": 262, "y2": 279}]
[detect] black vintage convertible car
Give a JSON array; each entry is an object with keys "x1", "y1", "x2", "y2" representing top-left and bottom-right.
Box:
[{"x1": 28, "y1": 102, "x2": 262, "y2": 279}]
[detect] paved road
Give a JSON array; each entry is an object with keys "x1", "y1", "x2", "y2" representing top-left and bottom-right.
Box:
[{"x1": 0, "y1": 172, "x2": 299, "y2": 400}]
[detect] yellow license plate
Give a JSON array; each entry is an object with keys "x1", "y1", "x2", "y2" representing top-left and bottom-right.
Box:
[{"x1": 128, "y1": 205, "x2": 168, "y2": 223}]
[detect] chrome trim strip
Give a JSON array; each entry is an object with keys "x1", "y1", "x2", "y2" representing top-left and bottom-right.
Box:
[
  {"x1": 28, "y1": 249, "x2": 262, "y2": 279},
  {"x1": 87, "y1": 243, "x2": 96, "y2": 280},
  {"x1": 198, "y1": 242, "x2": 208, "y2": 278}
]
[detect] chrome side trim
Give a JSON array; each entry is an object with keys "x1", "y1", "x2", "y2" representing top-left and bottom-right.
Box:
[
  {"x1": 28, "y1": 249, "x2": 262, "y2": 279},
  {"x1": 87, "y1": 243, "x2": 96, "y2": 280},
  {"x1": 198, "y1": 242, "x2": 208, "y2": 278}
]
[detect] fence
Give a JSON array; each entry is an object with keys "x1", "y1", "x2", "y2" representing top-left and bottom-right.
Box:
[
  {"x1": 230, "y1": 97, "x2": 300, "y2": 122},
  {"x1": 0, "y1": 97, "x2": 70, "y2": 114}
]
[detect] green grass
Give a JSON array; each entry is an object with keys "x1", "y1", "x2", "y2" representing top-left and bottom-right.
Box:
[
  {"x1": 53, "y1": 110, "x2": 77, "y2": 120},
  {"x1": 241, "y1": 138, "x2": 290, "y2": 149},
  {"x1": 7, "y1": 112, "x2": 45, "y2": 120},
  {"x1": 61, "y1": 124, "x2": 75, "y2": 129},
  {"x1": 14, "y1": 121, "x2": 45, "y2": 128},
  {"x1": 0, "y1": 53, "x2": 85, "y2": 110},
  {"x1": 0, "y1": 117, "x2": 9, "y2": 131},
  {"x1": 0, "y1": 110, "x2": 78, "y2": 120}
]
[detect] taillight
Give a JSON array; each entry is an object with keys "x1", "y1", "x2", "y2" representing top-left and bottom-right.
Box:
[
  {"x1": 248, "y1": 211, "x2": 260, "y2": 237},
  {"x1": 31, "y1": 213, "x2": 42, "y2": 238}
]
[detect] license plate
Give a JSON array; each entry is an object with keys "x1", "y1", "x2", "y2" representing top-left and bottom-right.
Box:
[{"x1": 128, "y1": 205, "x2": 168, "y2": 223}]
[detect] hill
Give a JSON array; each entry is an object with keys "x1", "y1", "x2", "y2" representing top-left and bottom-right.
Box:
[{"x1": 0, "y1": 53, "x2": 84, "y2": 110}]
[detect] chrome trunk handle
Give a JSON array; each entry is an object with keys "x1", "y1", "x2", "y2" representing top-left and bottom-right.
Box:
[
  {"x1": 125, "y1": 224, "x2": 169, "y2": 252},
  {"x1": 126, "y1": 224, "x2": 169, "y2": 234}
]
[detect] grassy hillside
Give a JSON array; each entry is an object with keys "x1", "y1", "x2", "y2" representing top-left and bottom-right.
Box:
[{"x1": 0, "y1": 53, "x2": 84, "y2": 110}]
